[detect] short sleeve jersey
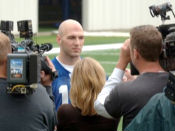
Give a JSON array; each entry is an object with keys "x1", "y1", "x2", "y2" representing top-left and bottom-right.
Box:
[{"x1": 52, "y1": 57, "x2": 71, "y2": 110}]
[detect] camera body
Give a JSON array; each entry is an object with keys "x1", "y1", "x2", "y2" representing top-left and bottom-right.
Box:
[
  {"x1": 0, "y1": 20, "x2": 17, "y2": 51},
  {"x1": 131, "y1": 2, "x2": 175, "y2": 75},
  {"x1": 149, "y1": 2, "x2": 173, "y2": 21},
  {"x1": 158, "y1": 24, "x2": 175, "y2": 71},
  {"x1": 7, "y1": 53, "x2": 40, "y2": 94},
  {"x1": 0, "y1": 20, "x2": 57, "y2": 95},
  {"x1": 17, "y1": 20, "x2": 33, "y2": 39},
  {"x1": 165, "y1": 70, "x2": 175, "y2": 102}
]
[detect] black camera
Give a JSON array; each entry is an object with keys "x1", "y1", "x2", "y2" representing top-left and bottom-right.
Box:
[
  {"x1": 0, "y1": 20, "x2": 58, "y2": 94},
  {"x1": 149, "y1": 2, "x2": 175, "y2": 72},
  {"x1": 158, "y1": 24, "x2": 175, "y2": 72},
  {"x1": 131, "y1": 2, "x2": 175, "y2": 75},
  {"x1": 0, "y1": 20, "x2": 17, "y2": 51},
  {"x1": 149, "y1": 2, "x2": 175, "y2": 21},
  {"x1": 165, "y1": 71, "x2": 175, "y2": 102},
  {"x1": 7, "y1": 53, "x2": 41, "y2": 94},
  {"x1": 149, "y1": 2, "x2": 175, "y2": 102},
  {"x1": 17, "y1": 20, "x2": 33, "y2": 39}
]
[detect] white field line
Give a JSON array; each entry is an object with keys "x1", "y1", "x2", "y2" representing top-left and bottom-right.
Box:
[
  {"x1": 99, "y1": 61, "x2": 116, "y2": 64},
  {"x1": 52, "y1": 31, "x2": 130, "y2": 37},
  {"x1": 44, "y1": 43, "x2": 123, "y2": 55},
  {"x1": 82, "y1": 52, "x2": 119, "y2": 55}
]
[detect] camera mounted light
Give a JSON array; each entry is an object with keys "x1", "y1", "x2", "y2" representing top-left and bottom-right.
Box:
[{"x1": 149, "y1": 2, "x2": 175, "y2": 22}]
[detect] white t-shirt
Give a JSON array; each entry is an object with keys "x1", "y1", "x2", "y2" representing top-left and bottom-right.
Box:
[{"x1": 56, "y1": 57, "x2": 74, "y2": 78}]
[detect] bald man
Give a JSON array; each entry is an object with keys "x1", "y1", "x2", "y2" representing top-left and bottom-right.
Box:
[{"x1": 52, "y1": 19, "x2": 84, "y2": 110}]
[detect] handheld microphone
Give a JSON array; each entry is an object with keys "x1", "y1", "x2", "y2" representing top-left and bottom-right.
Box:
[{"x1": 40, "y1": 43, "x2": 53, "y2": 51}]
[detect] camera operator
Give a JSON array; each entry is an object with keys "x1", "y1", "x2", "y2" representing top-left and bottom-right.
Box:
[
  {"x1": 0, "y1": 32, "x2": 57, "y2": 131},
  {"x1": 94, "y1": 25, "x2": 169, "y2": 130},
  {"x1": 125, "y1": 32, "x2": 175, "y2": 131}
]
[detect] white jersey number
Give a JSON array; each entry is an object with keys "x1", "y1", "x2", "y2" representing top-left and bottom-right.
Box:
[{"x1": 59, "y1": 85, "x2": 69, "y2": 104}]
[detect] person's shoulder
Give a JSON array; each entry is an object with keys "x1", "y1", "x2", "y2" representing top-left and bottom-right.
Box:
[
  {"x1": 150, "y1": 93, "x2": 168, "y2": 106},
  {"x1": 58, "y1": 104, "x2": 76, "y2": 113},
  {"x1": 57, "y1": 104, "x2": 79, "y2": 119},
  {"x1": 0, "y1": 78, "x2": 7, "y2": 86},
  {"x1": 35, "y1": 84, "x2": 51, "y2": 98},
  {"x1": 140, "y1": 72, "x2": 169, "y2": 79},
  {"x1": 113, "y1": 80, "x2": 134, "y2": 92},
  {"x1": 51, "y1": 57, "x2": 62, "y2": 69},
  {"x1": 37, "y1": 84, "x2": 47, "y2": 91},
  {"x1": 51, "y1": 57, "x2": 57, "y2": 62}
]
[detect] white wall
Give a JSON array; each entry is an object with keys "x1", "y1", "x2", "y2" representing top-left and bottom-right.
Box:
[
  {"x1": 82, "y1": 0, "x2": 175, "y2": 31},
  {"x1": 0, "y1": 0, "x2": 38, "y2": 34}
]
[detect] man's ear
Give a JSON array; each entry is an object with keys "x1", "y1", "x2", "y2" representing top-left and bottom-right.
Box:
[
  {"x1": 40, "y1": 70, "x2": 45, "y2": 79},
  {"x1": 56, "y1": 35, "x2": 61, "y2": 46},
  {"x1": 133, "y1": 49, "x2": 140, "y2": 60}
]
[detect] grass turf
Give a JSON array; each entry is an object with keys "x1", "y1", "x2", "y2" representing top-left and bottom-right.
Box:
[{"x1": 16, "y1": 35, "x2": 128, "y2": 47}]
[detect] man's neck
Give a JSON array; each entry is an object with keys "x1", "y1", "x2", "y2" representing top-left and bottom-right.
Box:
[
  {"x1": 0, "y1": 66, "x2": 7, "y2": 79},
  {"x1": 137, "y1": 61, "x2": 165, "y2": 74},
  {"x1": 57, "y1": 55, "x2": 81, "y2": 66}
]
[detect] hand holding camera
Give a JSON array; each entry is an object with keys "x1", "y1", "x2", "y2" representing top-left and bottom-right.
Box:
[{"x1": 117, "y1": 39, "x2": 131, "y2": 70}]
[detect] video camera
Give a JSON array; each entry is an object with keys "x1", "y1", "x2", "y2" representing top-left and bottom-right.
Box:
[
  {"x1": 149, "y1": 2, "x2": 175, "y2": 22},
  {"x1": 131, "y1": 2, "x2": 175, "y2": 75},
  {"x1": 165, "y1": 71, "x2": 175, "y2": 102},
  {"x1": 150, "y1": 2, "x2": 175, "y2": 72},
  {"x1": 0, "y1": 20, "x2": 58, "y2": 95}
]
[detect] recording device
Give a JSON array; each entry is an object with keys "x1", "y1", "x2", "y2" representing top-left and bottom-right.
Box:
[
  {"x1": 130, "y1": 2, "x2": 175, "y2": 75},
  {"x1": 0, "y1": 20, "x2": 17, "y2": 51},
  {"x1": 150, "y1": 2, "x2": 175, "y2": 72},
  {"x1": 149, "y1": 2, "x2": 175, "y2": 102},
  {"x1": 149, "y1": 2, "x2": 175, "y2": 22},
  {"x1": 0, "y1": 20, "x2": 58, "y2": 94},
  {"x1": 165, "y1": 71, "x2": 175, "y2": 102},
  {"x1": 17, "y1": 20, "x2": 33, "y2": 39},
  {"x1": 7, "y1": 53, "x2": 41, "y2": 94}
]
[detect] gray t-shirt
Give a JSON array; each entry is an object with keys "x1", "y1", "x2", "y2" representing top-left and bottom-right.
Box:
[
  {"x1": 0, "y1": 78, "x2": 57, "y2": 131},
  {"x1": 104, "y1": 72, "x2": 169, "y2": 129}
]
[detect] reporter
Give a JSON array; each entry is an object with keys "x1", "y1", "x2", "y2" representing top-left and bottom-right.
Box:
[
  {"x1": 57, "y1": 57, "x2": 118, "y2": 131},
  {"x1": 0, "y1": 32, "x2": 56, "y2": 131}
]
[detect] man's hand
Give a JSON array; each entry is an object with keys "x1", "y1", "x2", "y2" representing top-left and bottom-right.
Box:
[
  {"x1": 123, "y1": 69, "x2": 137, "y2": 82},
  {"x1": 116, "y1": 39, "x2": 131, "y2": 70},
  {"x1": 40, "y1": 56, "x2": 56, "y2": 86},
  {"x1": 45, "y1": 56, "x2": 56, "y2": 72}
]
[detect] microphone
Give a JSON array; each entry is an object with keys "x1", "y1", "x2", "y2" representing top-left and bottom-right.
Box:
[{"x1": 40, "y1": 43, "x2": 53, "y2": 51}]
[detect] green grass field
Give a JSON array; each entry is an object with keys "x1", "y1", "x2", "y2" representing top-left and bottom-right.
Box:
[
  {"x1": 36, "y1": 34, "x2": 127, "y2": 131},
  {"x1": 48, "y1": 49, "x2": 120, "y2": 75},
  {"x1": 16, "y1": 35, "x2": 128, "y2": 47}
]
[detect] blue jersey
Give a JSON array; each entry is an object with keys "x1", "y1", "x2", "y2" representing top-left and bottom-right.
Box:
[{"x1": 52, "y1": 57, "x2": 71, "y2": 110}]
